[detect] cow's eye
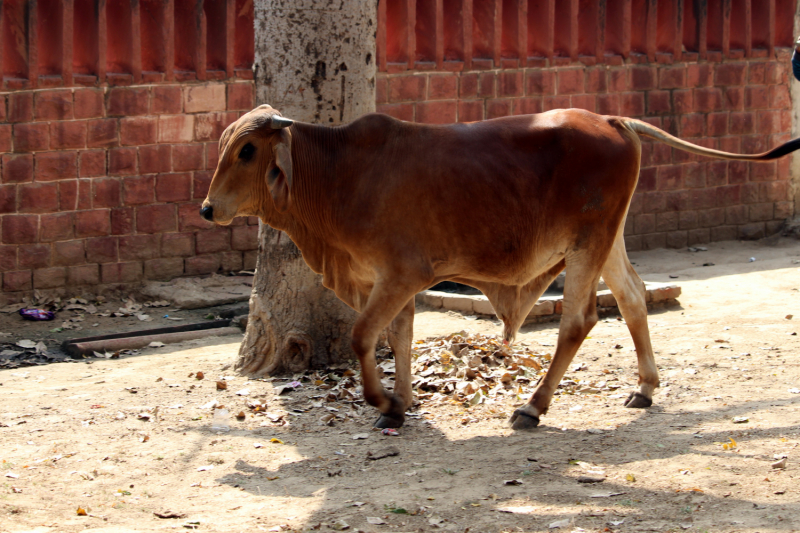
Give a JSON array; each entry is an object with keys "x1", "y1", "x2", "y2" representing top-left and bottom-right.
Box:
[{"x1": 239, "y1": 143, "x2": 255, "y2": 161}]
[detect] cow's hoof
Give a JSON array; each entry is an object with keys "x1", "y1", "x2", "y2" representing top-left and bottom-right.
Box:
[
  {"x1": 510, "y1": 409, "x2": 540, "y2": 430},
  {"x1": 374, "y1": 412, "x2": 405, "y2": 429},
  {"x1": 624, "y1": 391, "x2": 652, "y2": 408}
]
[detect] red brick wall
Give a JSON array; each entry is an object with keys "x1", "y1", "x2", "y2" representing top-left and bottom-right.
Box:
[
  {"x1": 376, "y1": 0, "x2": 797, "y2": 252},
  {"x1": 0, "y1": 81, "x2": 259, "y2": 302}
]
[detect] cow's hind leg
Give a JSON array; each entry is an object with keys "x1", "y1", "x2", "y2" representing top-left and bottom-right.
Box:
[
  {"x1": 351, "y1": 280, "x2": 420, "y2": 429},
  {"x1": 385, "y1": 298, "x2": 415, "y2": 424},
  {"x1": 510, "y1": 256, "x2": 603, "y2": 430},
  {"x1": 601, "y1": 233, "x2": 658, "y2": 408}
]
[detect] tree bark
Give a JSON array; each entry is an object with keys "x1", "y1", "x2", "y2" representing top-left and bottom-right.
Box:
[{"x1": 237, "y1": 0, "x2": 377, "y2": 376}]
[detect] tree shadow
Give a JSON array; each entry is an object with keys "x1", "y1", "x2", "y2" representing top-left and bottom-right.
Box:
[{"x1": 170, "y1": 386, "x2": 800, "y2": 532}]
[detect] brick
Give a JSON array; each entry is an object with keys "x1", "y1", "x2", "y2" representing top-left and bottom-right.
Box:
[
  {"x1": 120, "y1": 117, "x2": 158, "y2": 146},
  {"x1": 0, "y1": 124, "x2": 11, "y2": 152},
  {"x1": 111, "y1": 207, "x2": 134, "y2": 235},
  {"x1": 18, "y1": 182, "x2": 59, "y2": 213},
  {"x1": 231, "y1": 225, "x2": 258, "y2": 251},
  {"x1": 136, "y1": 204, "x2": 177, "y2": 233},
  {"x1": 193, "y1": 172, "x2": 213, "y2": 199},
  {"x1": 12, "y1": 246, "x2": 48, "y2": 276},
  {"x1": 693, "y1": 88, "x2": 723, "y2": 112},
  {"x1": 77, "y1": 150, "x2": 105, "y2": 178},
  {"x1": 748, "y1": 62, "x2": 766, "y2": 84},
  {"x1": 459, "y1": 73, "x2": 478, "y2": 98},
  {"x1": 543, "y1": 95, "x2": 570, "y2": 111},
  {"x1": 498, "y1": 71, "x2": 523, "y2": 97},
  {"x1": 101, "y1": 261, "x2": 143, "y2": 283},
  {"x1": 525, "y1": 70, "x2": 554, "y2": 95},
  {"x1": 684, "y1": 162, "x2": 706, "y2": 189},
  {"x1": 13, "y1": 123, "x2": 49, "y2": 152},
  {"x1": 596, "y1": 94, "x2": 619, "y2": 115},
  {"x1": 377, "y1": 103, "x2": 414, "y2": 121},
  {"x1": 584, "y1": 67, "x2": 606, "y2": 93},
  {"x1": 723, "y1": 86, "x2": 744, "y2": 111},
  {"x1": 34, "y1": 151, "x2": 78, "y2": 181},
  {"x1": 48, "y1": 121, "x2": 87, "y2": 150},
  {"x1": 744, "y1": 86, "x2": 769, "y2": 109},
  {"x1": 658, "y1": 66, "x2": 685, "y2": 89},
  {"x1": 486, "y1": 99, "x2": 512, "y2": 119},
  {"x1": 40, "y1": 212, "x2": 74, "y2": 242},
  {"x1": 707, "y1": 161, "x2": 728, "y2": 187},
  {"x1": 665, "y1": 230, "x2": 688, "y2": 248},
  {"x1": 634, "y1": 213, "x2": 655, "y2": 234},
  {"x1": 220, "y1": 251, "x2": 243, "y2": 271},
  {"x1": 389, "y1": 75, "x2": 426, "y2": 102},
  {"x1": 137, "y1": 145, "x2": 172, "y2": 174},
  {"x1": 738, "y1": 222, "x2": 765, "y2": 240},
  {"x1": 687, "y1": 228, "x2": 711, "y2": 245},
  {"x1": 557, "y1": 69, "x2": 584, "y2": 94},
  {"x1": 206, "y1": 143, "x2": 219, "y2": 169},
  {"x1": 657, "y1": 165, "x2": 683, "y2": 190},
  {"x1": 243, "y1": 250, "x2": 257, "y2": 270},
  {"x1": 184, "y1": 254, "x2": 221, "y2": 275},
  {"x1": 58, "y1": 180, "x2": 77, "y2": 210},
  {"x1": 227, "y1": 83, "x2": 254, "y2": 110},
  {"x1": 0, "y1": 246, "x2": 17, "y2": 271},
  {"x1": 4, "y1": 270, "x2": 33, "y2": 291},
  {"x1": 757, "y1": 110, "x2": 781, "y2": 135},
  {"x1": 151, "y1": 86, "x2": 183, "y2": 114},
  {"x1": 108, "y1": 87, "x2": 150, "y2": 116},
  {"x1": 67, "y1": 264, "x2": 100, "y2": 285},
  {"x1": 159, "y1": 115, "x2": 195, "y2": 143},
  {"x1": 457, "y1": 100, "x2": 483, "y2": 122},
  {"x1": 691, "y1": 187, "x2": 717, "y2": 210},
  {"x1": 749, "y1": 202, "x2": 774, "y2": 221},
  {"x1": 161, "y1": 232, "x2": 194, "y2": 257},
  {"x1": 2, "y1": 154, "x2": 33, "y2": 183},
  {"x1": 775, "y1": 201, "x2": 794, "y2": 219},
  {"x1": 706, "y1": 113, "x2": 728, "y2": 137},
  {"x1": 515, "y1": 98, "x2": 542, "y2": 115},
  {"x1": 75, "y1": 209, "x2": 111, "y2": 237},
  {"x1": 641, "y1": 232, "x2": 666, "y2": 250},
  {"x1": 678, "y1": 210, "x2": 697, "y2": 229},
  {"x1": 33, "y1": 90, "x2": 73, "y2": 121},
  {"x1": 642, "y1": 191, "x2": 665, "y2": 213},
  {"x1": 687, "y1": 63, "x2": 712, "y2": 87},
  {"x1": 759, "y1": 181, "x2": 789, "y2": 202},
  {"x1": 740, "y1": 182, "x2": 759, "y2": 203},
  {"x1": 8, "y1": 93, "x2": 33, "y2": 122},
  {"x1": 121, "y1": 175, "x2": 154, "y2": 205},
  {"x1": 714, "y1": 62, "x2": 746, "y2": 86},
  {"x1": 178, "y1": 202, "x2": 215, "y2": 231},
  {"x1": 194, "y1": 112, "x2": 230, "y2": 141},
  {"x1": 184, "y1": 84, "x2": 226, "y2": 113},
  {"x1": 156, "y1": 173, "x2": 192, "y2": 202},
  {"x1": 172, "y1": 144, "x2": 205, "y2": 171},
  {"x1": 416, "y1": 101, "x2": 457, "y2": 124},
  {"x1": 1, "y1": 215, "x2": 38, "y2": 244},
  {"x1": 424, "y1": 75, "x2": 456, "y2": 101},
  {"x1": 655, "y1": 211, "x2": 678, "y2": 232},
  {"x1": 646, "y1": 91, "x2": 671, "y2": 115},
  {"x1": 376, "y1": 77, "x2": 388, "y2": 104},
  {"x1": 73, "y1": 88, "x2": 104, "y2": 119},
  {"x1": 92, "y1": 178, "x2": 121, "y2": 208},
  {"x1": 769, "y1": 84, "x2": 790, "y2": 109},
  {"x1": 144, "y1": 257, "x2": 185, "y2": 280},
  {"x1": 710, "y1": 225, "x2": 737, "y2": 242},
  {"x1": 629, "y1": 66, "x2": 656, "y2": 90},
  {"x1": 729, "y1": 112, "x2": 755, "y2": 135},
  {"x1": 119, "y1": 234, "x2": 160, "y2": 261},
  {"x1": 619, "y1": 93, "x2": 644, "y2": 116},
  {"x1": 196, "y1": 228, "x2": 230, "y2": 253},
  {"x1": 570, "y1": 94, "x2": 595, "y2": 112},
  {"x1": 53, "y1": 240, "x2": 86, "y2": 266},
  {"x1": 478, "y1": 73, "x2": 495, "y2": 97},
  {"x1": 86, "y1": 119, "x2": 119, "y2": 148},
  {"x1": 698, "y1": 208, "x2": 725, "y2": 227},
  {"x1": 83, "y1": 236, "x2": 117, "y2": 263},
  {"x1": 108, "y1": 148, "x2": 137, "y2": 175},
  {"x1": 0, "y1": 184, "x2": 16, "y2": 214}
]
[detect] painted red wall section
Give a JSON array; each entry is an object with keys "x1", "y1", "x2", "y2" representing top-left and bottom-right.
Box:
[
  {"x1": 0, "y1": 0, "x2": 797, "y2": 302},
  {"x1": 377, "y1": 0, "x2": 797, "y2": 254}
]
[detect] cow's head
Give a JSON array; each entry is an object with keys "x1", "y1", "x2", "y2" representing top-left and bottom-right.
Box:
[{"x1": 200, "y1": 104, "x2": 294, "y2": 225}]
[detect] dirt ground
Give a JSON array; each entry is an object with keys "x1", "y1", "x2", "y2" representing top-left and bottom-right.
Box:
[{"x1": 1, "y1": 237, "x2": 799, "y2": 533}]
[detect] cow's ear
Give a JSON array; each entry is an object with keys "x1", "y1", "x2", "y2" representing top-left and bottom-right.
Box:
[{"x1": 268, "y1": 128, "x2": 292, "y2": 213}]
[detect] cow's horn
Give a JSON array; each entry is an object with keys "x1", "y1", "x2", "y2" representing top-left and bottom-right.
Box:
[{"x1": 271, "y1": 115, "x2": 294, "y2": 129}]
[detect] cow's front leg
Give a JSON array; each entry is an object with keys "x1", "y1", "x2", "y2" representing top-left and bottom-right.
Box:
[
  {"x1": 387, "y1": 298, "x2": 416, "y2": 417},
  {"x1": 351, "y1": 281, "x2": 420, "y2": 429}
]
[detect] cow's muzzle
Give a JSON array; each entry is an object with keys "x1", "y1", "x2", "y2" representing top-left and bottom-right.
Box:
[{"x1": 200, "y1": 205, "x2": 214, "y2": 222}]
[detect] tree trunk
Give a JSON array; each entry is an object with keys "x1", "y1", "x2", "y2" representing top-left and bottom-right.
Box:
[{"x1": 236, "y1": 0, "x2": 377, "y2": 376}]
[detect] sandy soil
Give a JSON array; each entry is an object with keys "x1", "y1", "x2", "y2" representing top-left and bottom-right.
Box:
[{"x1": 1, "y1": 237, "x2": 800, "y2": 533}]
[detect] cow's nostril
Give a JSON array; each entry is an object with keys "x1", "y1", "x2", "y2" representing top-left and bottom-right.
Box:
[{"x1": 200, "y1": 206, "x2": 214, "y2": 221}]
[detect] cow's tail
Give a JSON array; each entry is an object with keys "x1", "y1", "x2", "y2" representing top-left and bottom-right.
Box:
[{"x1": 621, "y1": 117, "x2": 800, "y2": 161}]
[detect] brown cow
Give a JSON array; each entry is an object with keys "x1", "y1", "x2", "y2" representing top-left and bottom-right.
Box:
[{"x1": 202, "y1": 105, "x2": 799, "y2": 430}]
